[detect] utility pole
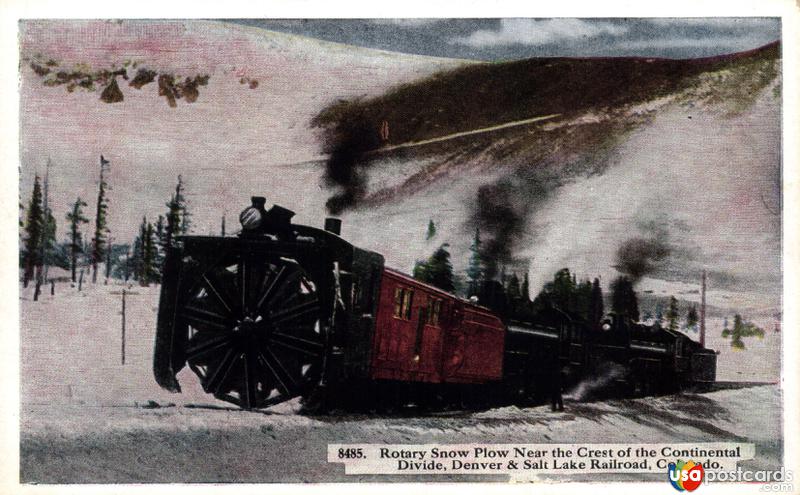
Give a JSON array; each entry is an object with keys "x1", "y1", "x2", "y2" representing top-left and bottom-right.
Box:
[
  {"x1": 221, "y1": 214, "x2": 226, "y2": 236},
  {"x1": 111, "y1": 288, "x2": 139, "y2": 365},
  {"x1": 700, "y1": 270, "x2": 707, "y2": 347},
  {"x1": 121, "y1": 288, "x2": 126, "y2": 364}
]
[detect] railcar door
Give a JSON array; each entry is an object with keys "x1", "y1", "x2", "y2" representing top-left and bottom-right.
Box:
[
  {"x1": 370, "y1": 277, "x2": 417, "y2": 380},
  {"x1": 410, "y1": 295, "x2": 446, "y2": 382}
]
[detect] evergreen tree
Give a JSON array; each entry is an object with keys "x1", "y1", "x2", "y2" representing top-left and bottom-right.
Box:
[
  {"x1": 42, "y1": 207, "x2": 57, "y2": 272},
  {"x1": 144, "y1": 221, "x2": 158, "y2": 284},
  {"x1": 506, "y1": 273, "x2": 521, "y2": 300},
  {"x1": 731, "y1": 314, "x2": 744, "y2": 349},
  {"x1": 130, "y1": 231, "x2": 143, "y2": 282},
  {"x1": 91, "y1": 155, "x2": 110, "y2": 283},
  {"x1": 521, "y1": 272, "x2": 530, "y2": 302},
  {"x1": 154, "y1": 214, "x2": 165, "y2": 266},
  {"x1": 134, "y1": 216, "x2": 159, "y2": 285},
  {"x1": 589, "y1": 277, "x2": 604, "y2": 330},
  {"x1": 425, "y1": 219, "x2": 436, "y2": 241},
  {"x1": 728, "y1": 313, "x2": 765, "y2": 350},
  {"x1": 722, "y1": 317, "x2": 730, "y2": 338},
  {"x1": 65, "y1": 197, "x2": 89, "y2": 283},
  {"x1": 610, "y1": 276, "x2": 639, "y2": 322},
  {"x1": 466, "y1": 228, "x2": 484, "y2": 296},
  {"x1": 413, "y1": 243, "x2": 455, "y2": 292},
  {"x1": 686, "y1": 305, "x2": 699, "y2": 331},
  {"x1": 575, "y1": 279, "x2": 593, "y2": 323},
  {"x1": 654, "y1": 303, "x2": 665, "y2": 324},
  {"x1": 22, "y1": 175, "x2": 44, "y2": 287},
  {"x1": 164, "y1": 175, "x2": 189, "y2": 251},
  {"x1": 666, "y1": 296, "x2": 680, "y2": 331},
  {"x1": 550, "y1": 268, "x2": 576, "y2": 313}
]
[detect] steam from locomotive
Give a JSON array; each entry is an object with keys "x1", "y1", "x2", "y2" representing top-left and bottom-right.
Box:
[{"x1": 153, "y1": 198, "x2": 716, "y2": 412}]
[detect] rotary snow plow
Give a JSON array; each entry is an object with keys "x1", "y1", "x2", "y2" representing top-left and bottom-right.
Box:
[{"x1": 153, "y1": 197, "x2": 384, "y2": 410}]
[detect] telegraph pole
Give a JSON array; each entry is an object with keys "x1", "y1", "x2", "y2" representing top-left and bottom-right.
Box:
[
  {"x1": 111, "y1": 288, "x2": 140, "y2": 365},
  {"x1": 121, "y1": 288, "x2": 126, "y2": 364},
  {"x1": 700, "y1": 270, "x2": 707, "y2": 347}
]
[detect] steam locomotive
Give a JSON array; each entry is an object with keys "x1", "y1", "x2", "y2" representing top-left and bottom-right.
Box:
[{"x1": 153, "y1": 198, "x2": 716, "y2": 411}]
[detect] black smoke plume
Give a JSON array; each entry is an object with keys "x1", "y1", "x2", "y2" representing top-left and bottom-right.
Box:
[
  {"x1": 318, "y1": 112, "x2": 381, "y2": 214},
  {"x1": 614, "y1": 234, "x2": 671, "y2": 283},
  {"x1": 473, "y1": 182, "x2": 525, "y2": 279},
  {"x1": 472, "y1": 173, "x2": 558, "y2": 280}
]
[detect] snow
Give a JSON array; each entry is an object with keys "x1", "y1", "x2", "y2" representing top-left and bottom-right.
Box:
[{"x1": 20, "y1": 282, "x2": 782, "y2": 482}]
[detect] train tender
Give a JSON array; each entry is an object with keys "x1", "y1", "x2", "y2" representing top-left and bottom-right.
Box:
[{"x1": 153, "y1": 198, "x2": 716, "y2": 411}]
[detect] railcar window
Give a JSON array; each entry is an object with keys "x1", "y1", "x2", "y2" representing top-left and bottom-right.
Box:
[
  {"x1": 402, "y1": 290, "x2": 414, "y2": 320},
  {"x1": 427, "y1": 298, "x2": 443, "y2": 326},
  {"x1": 393, "y1": 287, "x2": 403, "y2": 318},
  {"x1": 393, "y1": 287, "x2": 414, "y2": 320}
]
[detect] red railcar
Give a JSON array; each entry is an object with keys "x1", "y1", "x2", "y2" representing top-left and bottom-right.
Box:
[{"x1": 369, "y1": 269, "x2": 505, "y2": 385}]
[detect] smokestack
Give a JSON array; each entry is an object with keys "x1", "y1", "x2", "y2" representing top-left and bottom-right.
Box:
[
  {"x1": 700, "y1": 270, "x2": 707, "y2": 347},
  {"x1": 324, "y1": 218, "x2": 342, "y2": 236}
]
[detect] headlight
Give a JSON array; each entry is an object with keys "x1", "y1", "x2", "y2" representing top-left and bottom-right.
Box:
[{"x1": 239, "y1": 206, "x2": 262, "y2": 230}]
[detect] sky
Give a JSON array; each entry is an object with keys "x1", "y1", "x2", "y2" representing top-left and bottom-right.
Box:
[{"x1": 229, "y1": 18, "x2": 781, "y2": 61}]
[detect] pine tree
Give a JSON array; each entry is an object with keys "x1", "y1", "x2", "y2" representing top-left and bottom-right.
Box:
[
  {"x1": 655, "y1": 303, "x2": 665, "y2": 325},
  {"x1": 164, "y1": 175, "x2": 189, "y2": 251},
  {"x1": 589, "y1": 277, "x2": 604, "y2": 330},
  {"x1": 42, "y1": 207, "x2": 57, "y2": 272},
  {"x1": 575, "y1": 279, "x2": 593, "y2": 323},
  {"x1": 521, "y1": 272, "x2": 530, "y2": 302},
  {"x1": 154, "y1": 214, "x2": 165, "y2": 267},
  {"x1": 91, "y1": 156, "x2": 110, "y2": 283},
  {"x1": 22, "y1": 176, "x2": 44, "y2": 287},
  {"x1": 425, "y1": 219, "x2": 436, "y2": 241},
  {"x1": 135, "y1": 216, "x2": 158, "y2": 285},
  {"x1": 686, "y1": 305, "x2": 699, "y2": 331},
  {"x1": 731, "y1": 314, "x2": 745, "y2": 349},
  {"x1": 550, "y1": 268, "x2": 576, "y2": 314},
  {"x1": 728, "y1": 313, "x2": 764, "y2": 350},
  {"x1": 666, "y1": 296, "x2": 680, "y2": 332},
  {"x1": 130, "y1": 231, "x2": 143, "y2": 282},
  {"x1": 144, "y1": 221, "x2": 157, "y2": 284},
  {"x1": 413, "y1": 244, "x2": 455, "y2": 292},
  {"x1": 611, "y1": 276, "x2": 639, "y2": 322},
  {"x1": 466, "y1": 228, "x2": 484, "y2": 296},
  {"x1": 506, "y1": 273, "x2": 521, "y2": 300},
  {"x1": 65, "y1": 197, "x2": 89, "y2": 283}
]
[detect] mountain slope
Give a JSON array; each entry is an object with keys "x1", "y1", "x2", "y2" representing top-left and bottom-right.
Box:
[{"x1": 310, "y1": 42, "x2": 781, "y2": 319}]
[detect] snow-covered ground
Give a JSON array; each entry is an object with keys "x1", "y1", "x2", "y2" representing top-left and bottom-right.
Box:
[
  {"x1": 20, "y1": 282, "x2": 783, "y2": 482},
  {"x1": 20, "y1": 384, "x2": 781, "y2": 483}
]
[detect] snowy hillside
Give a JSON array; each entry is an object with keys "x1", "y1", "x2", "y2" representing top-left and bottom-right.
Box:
[{"x1": 18, "y1": 19, "x2": 469, "y2": 241}]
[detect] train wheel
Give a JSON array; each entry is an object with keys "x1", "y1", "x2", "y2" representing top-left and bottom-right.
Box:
[{"x1": 179, "y1": 252, "x2": 324, "y2": 410}]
